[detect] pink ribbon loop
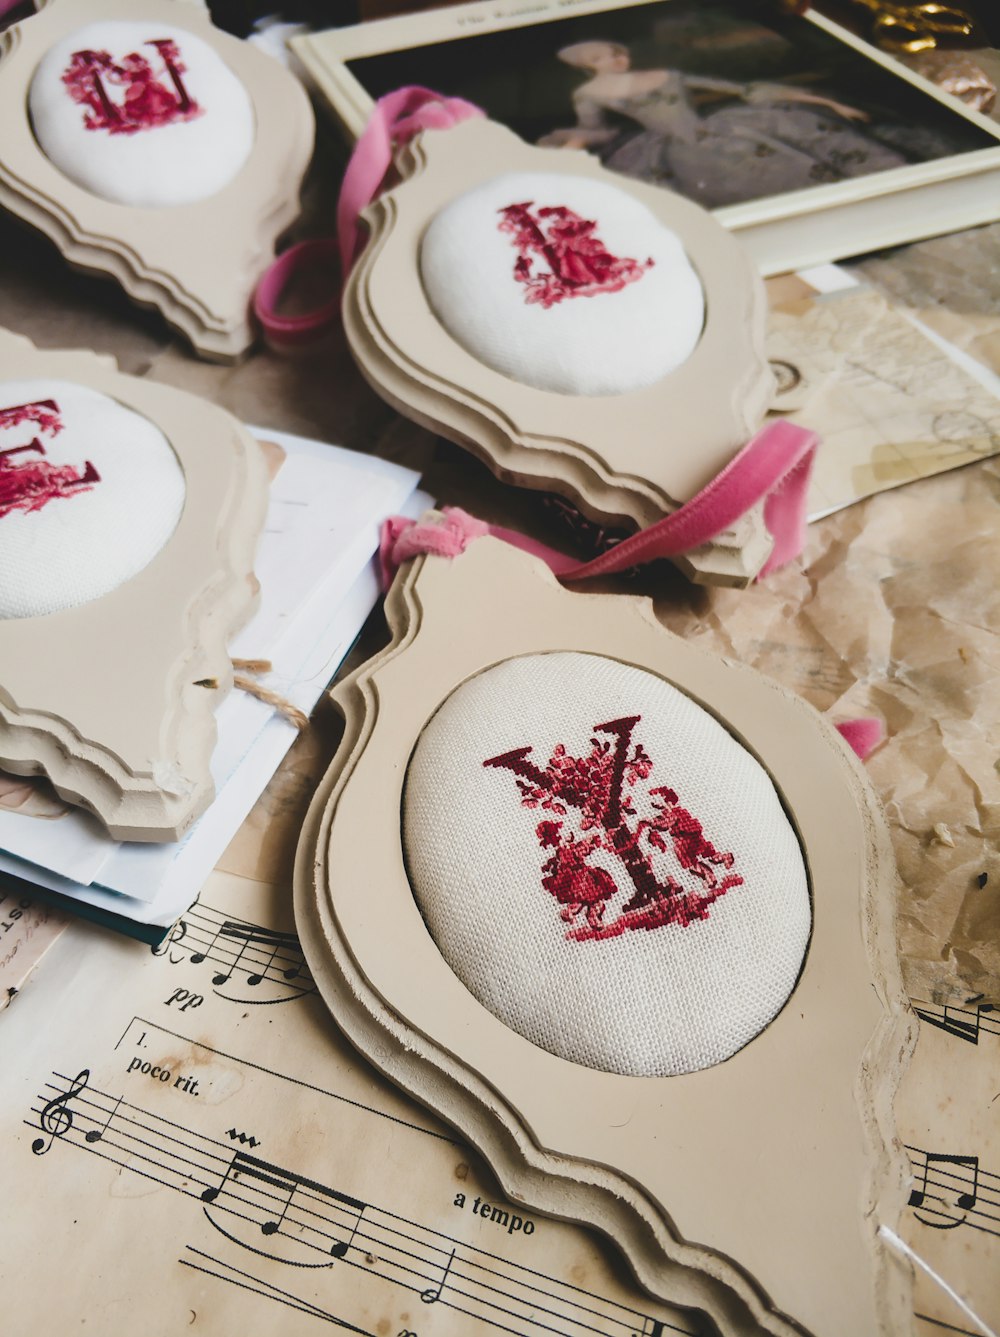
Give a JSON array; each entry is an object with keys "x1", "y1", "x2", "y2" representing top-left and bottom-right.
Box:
[
  {"x1": 337, "y1": 86, "x2": 485, "y2": 279},
  {"x1": 381, "y1": 419, "x2": 819, "y2": 586},
  {"x1": 257, "y1": 88, "x2": 820, "y2": 589},
  {"x1": 380, "y1": 507, "x2": 885, "y2": 761},
  {"x1": 378, "y1": 507, "x2": 489, "y2": 590},
  {"x1": 254, "y1": 87, "x2": 484, "y2": 343},
  {"x1": 253, "y1": 238, "x2": 341, "y2": 347}
]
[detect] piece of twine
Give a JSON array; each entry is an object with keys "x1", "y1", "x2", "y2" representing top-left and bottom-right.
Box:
[
  {"x1": 195, "y1": 659, "x2": 308, "y2": 731},
  {"x1": 232, "y1": 659, "x2": 309, "y2": 731}
]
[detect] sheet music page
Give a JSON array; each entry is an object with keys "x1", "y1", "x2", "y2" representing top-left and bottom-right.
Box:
[
  {"x1": 0, "y1": 724, "x2": 693, "y2": 1337},
  {"x1": 3, "y1": 721, "x2": 998, "y2": 1337},
  {"x1": 897, "y1": 1000, "x2": 1000, "y2": 1336}
]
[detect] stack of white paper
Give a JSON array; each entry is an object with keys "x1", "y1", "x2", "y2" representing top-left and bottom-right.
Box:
[{"x1": 0, "y1": 428, "x2": 426, "y2": 941}]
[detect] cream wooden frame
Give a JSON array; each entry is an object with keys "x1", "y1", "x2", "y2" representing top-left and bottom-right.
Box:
[
  {"x1": 0, "y1": 0, "x2": 314, "y2": 360},
  {"x1": 295, "y1": 537, "x2": 917, "y2": 1337},
  {"x1": 345, "y1": 118, "x2": 776, "y2": 586},
  {"x1": 0, "y1": 328, "x2": 268, "y2": 841}
]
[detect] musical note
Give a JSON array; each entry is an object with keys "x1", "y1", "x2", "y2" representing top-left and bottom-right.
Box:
[
  {"x1": 914, "y1": 1000, "x2": 998, "y2": 1046},
  {"x1": 31, "y1": 1070, "x2": 90, "y2": 1155},
  {"x1": 152, "y1": 904, "x2": 314, "y2": 1004},
  {"x1": 211, "y1": 923, "x2": 253, "y2": 986},
  {"x1": 237, "y1": 928, "x2": 303, "y2": 987},
  {"x1": 908, "y1": 1150, "x2": 979, "y2": 1228},
  {"x1": 32, "y1": 1064, "x2": 701, "y2": 1336},
  {"x1": 84, "y1": 1094, "x2": 122, "y2": 1145},
  {"x1": 329, "y1": 1206, "x2": 368, "y2": 1260},
  {"x1": 202, "y1": 1150, "x2": 367, "y2": 1257},
  {"x1": 198, "y1": 921, "x2": 294, "y2": 987},
  {"x1": 421, "y1": 1248, "x2": 455, "y2": 1303}
]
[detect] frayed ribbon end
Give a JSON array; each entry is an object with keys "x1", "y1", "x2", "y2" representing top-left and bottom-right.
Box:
[
  {"x1": 379, "y1": 506, "x2": 491, "y2": 589},
  {"x1": 835, "y1": 717, "x2": 885, "y2": 760}
]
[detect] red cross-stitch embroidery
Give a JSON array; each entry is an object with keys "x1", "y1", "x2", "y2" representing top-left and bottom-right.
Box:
[
  {"x1": 0, "y1": 400, "x2": 100, "y2": 519},
  {"x1": 62, "y1": 39, "x2": 203, "y2": 135},
  {"x1": 497, "y1": 202, "x2": 654, "y2": 309},
  {"x1": 484, "y1": 715, "x2": 742, "y2": 941}
]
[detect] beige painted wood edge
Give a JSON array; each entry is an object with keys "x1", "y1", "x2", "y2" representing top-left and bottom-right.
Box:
[
  {"x1": 346, "y1": 247, "x2": 768, "y2": 589},
  {"x1": 294, "y1": 539, "x2": 916, "y2": 1337},
  {"x1": 0, "y1": 328, "x2": 269, "y2": 840},
  {"x1": 343, "y1": 119, "x2": 775, "y2": 586},
  {"x1": 0, "y1": 0, "x2": 314, "y2": 360}
]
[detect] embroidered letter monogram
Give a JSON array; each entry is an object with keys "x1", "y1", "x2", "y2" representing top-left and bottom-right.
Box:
[
  {"x1": 0, "y1": 400, "x2": 100, "y2": 519},
  {"x1": 484, "y1": 715, "x2": 742, "y2": 940},
  {"x1": 497, "y1": 202, "x2": 654, "y2": 309},
  {"x1": 62, "y1": 39, "x2": 203, "y2": 135}
]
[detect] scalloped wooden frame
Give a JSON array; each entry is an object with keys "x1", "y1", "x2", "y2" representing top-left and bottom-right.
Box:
[
  {"x1": 0, "y1": 327, "x2": 268, "y2": 841},
  {"x1": 295, "y1": 537, "x2": 917, "y2": 1336},
  {"x1": 344, "y1": 118, "x2": 776, "y2": 586},
  {"x1": 0, "y1": 0, "x2": 314, "y2": 361}
]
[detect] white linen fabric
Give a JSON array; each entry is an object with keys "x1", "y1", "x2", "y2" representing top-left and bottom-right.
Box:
[
  {"x1": 419, "y1": 171, "x2": 704, "y2": 396},
  {"x1": 0, "y1": 379, "x2": 185, "y2": 619},
  {"x1": 29, "y1": 21, "x2": 254, "y2": 207},
  {"x1": 403, "y1": 652, "x2": 810, "y2": 1077}
]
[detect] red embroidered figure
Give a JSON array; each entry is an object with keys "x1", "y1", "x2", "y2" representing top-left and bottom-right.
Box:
[
  {"x1": 484, "y1": 715, "x2": 742, "y2": 941},
  {"x1": 497, "y1": 202, "x2": 654, "y2": 309},
  {"x1": 638, "y1": 789, "x2": 736, "y2": 892},
  {"x1": 0, "y1": 400, "x2": 100, "y2": 520},
  {"x1": 0, "y1": 399, "x2": 63, "y2": 439},
  {"x1": 62, "y1": 39, "x2": 202, "y2": 135}
]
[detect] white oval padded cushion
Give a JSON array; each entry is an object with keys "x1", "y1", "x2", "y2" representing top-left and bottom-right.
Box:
[
  {"x1": 0, "y1": 379, "x2": 185, "y2": 619},
  {"x1": 403, "y1": 653, "x2": 810, "y2": 1077},
  {"x1": 419, "y1": 171, "x2": 704, "y2": 396},
  {"x1": 29, "y1": 21, "x2": 254, "y2": 208}
]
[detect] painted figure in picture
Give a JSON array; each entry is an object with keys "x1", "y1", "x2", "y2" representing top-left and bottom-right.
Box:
[{"x1": 540, "y1": 39, "x2": 907, "y2": 207}]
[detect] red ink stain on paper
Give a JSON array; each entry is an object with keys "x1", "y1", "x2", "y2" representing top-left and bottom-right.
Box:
[
  {"x1": 498, "y1": 202, "x2": 653, "y2": 308},
  {"x1": 63, "y1": 39, "x2": 203, "y2": 135},
  {"x1": 485, "y1": 715, "x2": 742, "y2": 940}
]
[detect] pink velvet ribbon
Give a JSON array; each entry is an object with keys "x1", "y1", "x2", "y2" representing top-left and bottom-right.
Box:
[
  {"x1": 252, "y1": 238, "x2": 340, "y2": 347},
  {"x1": 261, "y1": 86, "x2": 822, "y2": 582},
  {"x1": 336, "y1": 86, "x2": 485, "y2": 279},
  {"x1": 254, "y1": 88, "x2": 483, "y2": 344},
  {"x1": 833, "y1": 717, "x2": 885, "y2": 759},
  {"x1": 380, "y1": 504, "x2": 884, "y2": 761},
  {"x1": 380, "y1": 418, "x2": 818, "y2": 585}
]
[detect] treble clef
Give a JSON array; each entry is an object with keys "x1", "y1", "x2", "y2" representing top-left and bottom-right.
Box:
[{"x1": 31, "y1": 1070, "x2": 90, "y2": 1155}]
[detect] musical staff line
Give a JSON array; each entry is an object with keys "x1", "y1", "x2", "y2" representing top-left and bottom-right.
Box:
[
  {"x1": 152, "y1": 903, "x2": 315, "y2": 1005},
  {"x1": 180, "y1": 1247, "x2": 375, "y2": 1334},
  {"x1": 906, "y1": 1146, "x2": 1000, "y2": 1238},
  {"x1": 112, "y1": 1017, "x2": 455, "y2": 1144},
  {"x1": 915, "y1": 1314, "x2": 985, "y2": 1336},
  {"x1": 912, "y1": 999, "x2": 1000, "y2": 1047},
  {"x1": 27, "y1": 1070, "x2": 694, "y2": 1337}
]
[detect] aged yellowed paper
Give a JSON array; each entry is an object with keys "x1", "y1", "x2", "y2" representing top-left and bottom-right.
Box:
[
  {"x1": 1, "y1": 864, "x2": 694, "y2": 1337},
  {"x1": 766, "y1": 286, "x2": 1000, "y2": 519}
]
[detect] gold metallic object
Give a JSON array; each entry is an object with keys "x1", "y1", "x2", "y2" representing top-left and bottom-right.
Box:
[{"x1": 849, "y1": 0, "x2": 977, "y2": 53}]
